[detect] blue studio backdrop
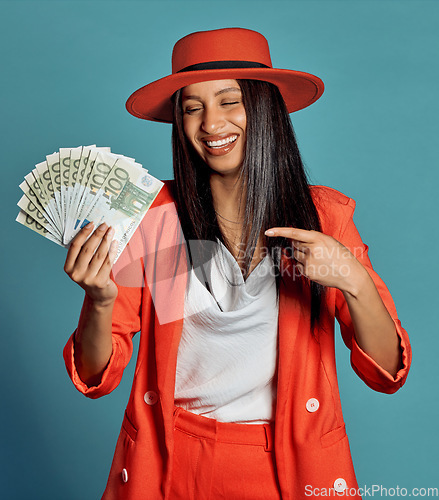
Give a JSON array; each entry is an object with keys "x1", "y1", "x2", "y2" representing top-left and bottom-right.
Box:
[{"x1": 1, "y1": 1, "x2": 438, "y2": 499}]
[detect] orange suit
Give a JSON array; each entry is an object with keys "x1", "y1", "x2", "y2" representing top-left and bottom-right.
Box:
[{"x1": 64, "y1": 182, "x2": 411, "y2": 499}]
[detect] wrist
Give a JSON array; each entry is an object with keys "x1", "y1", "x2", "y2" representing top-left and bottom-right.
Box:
[
  {"x1": 340, "y1": 261, "x2": 371, "y2": 298},
  {"x1": 84, "y1": 292, "x2": 117, "y2": 310}
]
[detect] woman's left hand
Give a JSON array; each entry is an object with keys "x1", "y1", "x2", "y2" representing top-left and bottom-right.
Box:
[{"x1": 265, "y1": 227, "x2": 366, "y2": 293}]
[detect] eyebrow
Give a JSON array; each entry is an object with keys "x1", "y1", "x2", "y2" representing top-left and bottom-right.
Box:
[{"x1": 182, "y1": 87, "x2": 242, "y2": 101}]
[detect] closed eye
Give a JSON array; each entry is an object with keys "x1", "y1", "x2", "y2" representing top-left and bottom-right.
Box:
[{"x1": 184, "y1": 106, "x2": 202, "y2": 114}]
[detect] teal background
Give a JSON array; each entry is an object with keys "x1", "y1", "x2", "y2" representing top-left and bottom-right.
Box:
[{"x1": 1, "y1": 0, "x2": 437, "y2": 498}]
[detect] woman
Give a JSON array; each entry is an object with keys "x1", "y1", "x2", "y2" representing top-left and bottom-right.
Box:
[{"x1": 63, "y1": 28, "x2": 411, "y2": 499}]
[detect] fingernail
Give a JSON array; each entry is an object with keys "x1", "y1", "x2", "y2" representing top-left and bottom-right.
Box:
[
  {"x1": 99, "y1": 223, "x2": 108, "y2": 231},
  {"x1": 85, "y1": 221, "x2": 94, "y2": 228},
  {"x1": 265, "y1": 230, "x2": 274, "y2": 236},
  {"x1": 107, "y1": 227, "x2": 115, "y2": 238}
]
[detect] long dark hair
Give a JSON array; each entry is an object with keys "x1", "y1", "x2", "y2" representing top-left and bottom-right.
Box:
[{"x1": 171, "y1": 79, "x2": 325, "y2": 329}]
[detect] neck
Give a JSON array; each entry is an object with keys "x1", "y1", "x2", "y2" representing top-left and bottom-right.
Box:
[{"x1": 210, "y1": 173, "x2": 246, "y2": 223}]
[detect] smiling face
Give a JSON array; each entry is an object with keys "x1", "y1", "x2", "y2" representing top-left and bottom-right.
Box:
[{"x1": 181, "y1": 79, "x2": 247, "y2": 178}]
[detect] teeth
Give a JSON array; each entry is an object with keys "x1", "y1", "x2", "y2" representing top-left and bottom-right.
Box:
[{"x1": 206, "y1": 135, "x2": 237, "y2": 147}]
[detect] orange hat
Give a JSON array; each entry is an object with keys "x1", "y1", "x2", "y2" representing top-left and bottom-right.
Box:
[{"x1": 126, "y1": 27, "x2": 324, "y2": 123}]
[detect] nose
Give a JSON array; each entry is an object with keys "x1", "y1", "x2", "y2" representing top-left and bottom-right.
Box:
[{"x1": 201, "y1": 105, "x2": 226, "y2": 134}]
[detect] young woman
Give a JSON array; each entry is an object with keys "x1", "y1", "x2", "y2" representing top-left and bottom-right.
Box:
[{"x1": 63, "y1": 28, "x2": 411, "y2": 499}]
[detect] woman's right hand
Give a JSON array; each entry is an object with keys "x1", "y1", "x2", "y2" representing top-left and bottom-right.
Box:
[{"x1": 64, "y1": 222, "x2": 119, "y2": 307}]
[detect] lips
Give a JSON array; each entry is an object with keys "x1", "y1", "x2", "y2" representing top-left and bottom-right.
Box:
[{"x1": 201, "y1": 134, "x2": 238, "y2": 156}]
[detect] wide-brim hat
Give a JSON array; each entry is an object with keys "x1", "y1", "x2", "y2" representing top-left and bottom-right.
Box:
[{"x1": 126, "y1": 28, "x2": 324, "y2": 123}]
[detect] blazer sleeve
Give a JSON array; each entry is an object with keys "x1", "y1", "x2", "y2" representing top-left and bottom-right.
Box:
[
  {"x1": 63, "y1": 180, "x2": 182, "y2": 399},
  {"x1": 334, "y1": 197, "x2": 412, "y2": 394},
  {"x1": 63, "y1": 267, "x2": 143, "y2": 399}
]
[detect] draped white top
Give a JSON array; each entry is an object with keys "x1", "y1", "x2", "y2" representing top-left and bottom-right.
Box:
[{"x1": 174, "y1": 240, "x2": 279, "y2": 424}]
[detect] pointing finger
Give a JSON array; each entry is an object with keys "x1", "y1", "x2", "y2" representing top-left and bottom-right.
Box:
[{"x1": 265, "y1": 227, "x2": 316, "y2": 242}]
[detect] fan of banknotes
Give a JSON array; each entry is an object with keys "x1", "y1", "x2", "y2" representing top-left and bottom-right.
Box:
[{"x1": 16, "y1": 145, "x2": 163, "y2": 262}]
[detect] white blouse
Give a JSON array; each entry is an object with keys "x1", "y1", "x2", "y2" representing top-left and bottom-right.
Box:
[{"x1": 174, "y1": 240, "x2": 279, "y2": 424}]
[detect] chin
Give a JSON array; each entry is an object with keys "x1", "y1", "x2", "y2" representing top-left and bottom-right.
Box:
[
  {"x1": 205, "y1": 156, "x2": 244, "y2": 176},
  {"x1": 208, "y1": 163, "x2": 243, "y2": 177}
]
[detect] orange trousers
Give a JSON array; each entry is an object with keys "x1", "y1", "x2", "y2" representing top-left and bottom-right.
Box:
[{"x1": 169, "y1": 407, "x2": 281, "y2": 500}]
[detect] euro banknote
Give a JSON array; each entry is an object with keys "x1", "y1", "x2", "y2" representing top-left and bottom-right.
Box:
[{"x1": 16, "y1": 146, "x2": 163, "y2": 262}]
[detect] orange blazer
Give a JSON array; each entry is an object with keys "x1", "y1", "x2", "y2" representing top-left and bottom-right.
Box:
[{"x1": 64, "y1": 182, "x2": 411, "y2": 499}]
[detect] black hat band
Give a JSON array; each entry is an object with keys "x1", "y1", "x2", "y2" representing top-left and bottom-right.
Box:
[{"x1": 178, "y1": 60, "x2": 270, "y2": 73}]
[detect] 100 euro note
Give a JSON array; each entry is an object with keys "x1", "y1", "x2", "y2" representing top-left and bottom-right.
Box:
[
  {"x1": 16, "y1": 146, "x2": 163, "y2": 263},
  {"x1": 17, "y1": 186, "x2": 62, "y2": 241},
  {"x1": 65, "y1": 149, "x2": 138, "y2": 243},
  {"x1": 75, "y1": 157, "x2": 163, "y2": 262},
  {"x1": 44, "y1": 153, "x2": 64, "y2": 231},
  {"x1": 64, "y1": 146, "x2": 110, "y2": 242},
  {"x1": 16, "y1": 211, "x2": 63, "y2": 245}
]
